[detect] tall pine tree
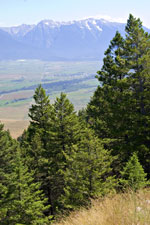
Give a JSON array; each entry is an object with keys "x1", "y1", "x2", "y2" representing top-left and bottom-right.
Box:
[
  {"x1": 20, "y1": 85, "x2": 55, "y2": 216},
  {"x1": 87, "y1": 14, "x2": 150, "y2": 176},
  {"x1": 0, "y1": 122, "x2": 49, "y2": 224},
  {"x1": 49, "y1": 92, "x2": 81, "y2": 212},
  {"x1": 61, "y1": 128, "x2": 116, "y2": 209}
]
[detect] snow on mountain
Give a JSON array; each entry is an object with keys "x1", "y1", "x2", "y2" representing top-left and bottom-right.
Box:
[{"x1": 0, "y1": 18, "x2": 137, "y2": 60}]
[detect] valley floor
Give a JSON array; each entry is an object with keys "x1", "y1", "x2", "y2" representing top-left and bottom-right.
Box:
[{"x1": 0, "y1": 60, "x2": 100, "y2": 137}]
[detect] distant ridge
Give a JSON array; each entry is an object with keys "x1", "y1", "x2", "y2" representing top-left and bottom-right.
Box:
[{"x1": 0, "y1": 18, "x2": 149, "y2": 61}]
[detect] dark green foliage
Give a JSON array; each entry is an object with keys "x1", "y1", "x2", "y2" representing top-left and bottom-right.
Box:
[
  {"x1": 21, "y1": 85, "x2": 54, "y2": 216},
  {"x1": 50, "y1": 93, "x2": 82, "y2": 211},
  {"x1": 1, "y1": 14, "x2": 150, "y2": 222},
  {"x1": 124, "y1": 14, "x2": 150, "y2": 174},
  {"x1": 20, "y1": 89, "x2": 115, "y2": 214},
  {"x1": 0, "y1": 124, "x2": 17, "y2": 222},
  {"x1": 29, "y1": 84, "x2": 52, "y2": 127},
  {"x1": 2, "y1": 152, "x2": 49, "y2": 225},
  {"x1": 87, "y1": 14, "x2": 150, "y2": 176},
  {"x1": 53, "y1": 92, "x2": 80, "y2": 151},
  {"x1": 88, "y1": 31, "x2": 128, "y2": 137},
  {"x1": 120, "y1": 153, "x2": 148, "y2": 191},
  {"x1": 0, "y1": 124, "x2": 48, "y2": 224},
  {"x1": 60, "y1": 128, "x2": 116, "y2": 209},
  {"x1": 28, "y1": 84, "x2": 54, "y2": 148},
  {"x1": 20, "y1": 89, "x2": 82, "y2": 215}
]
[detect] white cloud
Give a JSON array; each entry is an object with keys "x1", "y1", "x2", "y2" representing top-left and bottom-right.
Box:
[
  {"x1": 0, "y1": 22, "x2": 5, "y2": 26},
  {"x1": 81, "y1": 14, "x2": 127, "y2": 24}
]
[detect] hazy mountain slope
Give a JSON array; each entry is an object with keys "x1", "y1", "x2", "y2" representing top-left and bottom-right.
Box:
[
  {"x1": 0, "y1": 18, "x2": 148, "y2": 60},
  {"x1": 0, "y1": 27, "x2": 63, "y2": 60},
  {"x1": 1, "y1": 24, "x2": 35, "y2": 38},
  {"x1": 19, "y1": 19, "x2": 125, "y2": 60},
  {"x1": 0, "y1": 29, "x2": 27, "y2": 60}
]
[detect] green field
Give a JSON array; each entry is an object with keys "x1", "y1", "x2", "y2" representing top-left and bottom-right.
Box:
[{"x1": 0, "y1": 60, "x2": 101, "y2": 137}]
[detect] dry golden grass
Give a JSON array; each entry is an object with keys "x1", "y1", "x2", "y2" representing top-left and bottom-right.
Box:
[
  {"x1": 54, "y1": 189, "x2": 150, "y2": 225},
  {"x1": 0, "y1": 105, "x2": 29, "y2": 120},
  {"x1": 2, "y1": 119, "x2": 29, "y2": 138},
  {"x1": 0, "y1": 105, "x2": 30, "y2": 138}
]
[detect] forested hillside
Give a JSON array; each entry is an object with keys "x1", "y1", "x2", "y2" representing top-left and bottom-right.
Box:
[{"x1": 0, "y1": 14, "x2": 150, "y2": 224}]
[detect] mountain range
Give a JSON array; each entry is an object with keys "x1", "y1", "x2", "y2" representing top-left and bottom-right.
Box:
[{"x1": 0, "y1": 18, "x2": 149, "y2": 61}]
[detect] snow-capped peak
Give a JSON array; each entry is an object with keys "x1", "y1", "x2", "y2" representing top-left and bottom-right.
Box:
[
  {"x1": 81, "y1": 15, "x2": 126, "y2": 24},
  {"x1": 39, "y1": 20, "x2": 61, "y2": 28},
  {"x1": 85, "y1": 21, "x2": 92, "y2": 30}
]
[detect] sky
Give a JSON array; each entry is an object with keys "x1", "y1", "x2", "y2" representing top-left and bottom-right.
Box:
[{"x1": 0, "y1": 0, "x2": 150, "y2": 27}]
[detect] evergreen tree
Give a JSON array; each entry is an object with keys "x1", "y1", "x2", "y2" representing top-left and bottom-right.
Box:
[
  {"x1": 50, "y1": 92, "x2": 81, "y2": 211},
  {"x1": 53, "y1": 92, "x2": 80, "y2": 153},
  {"x1": 123, "y1": 14, "x2": 150, "y2": 174},
  {"x1": 0, "y1": 124, "x2": 17, "y2": 222},
  {"x1": 87, "y1": 14, "x2": 150, "y2": 176},
  {"x1": 20, "y1": 90, "x2": 82, "y2": 214},
  {"x1": 20, "y1": 85, "x2": 55, "y2": 216},
  {"x1": 61, "y1": 128, "x2": 116, "y2": 209},
  {"x1": 120, "y1": 153, "x2": 148, "y2": 191},
  {"x1": 28, "y1": 84, "x2": 54, "y2": 147},
  {"x1": 87, "y1": 31, "x2": 128, "y2": 138},
  {"x1": 0, "y1": 122, "x2": 49, "y2": 224},
  {"x1": 0, "y1": 149, "x2": 49, "y2": 224}
]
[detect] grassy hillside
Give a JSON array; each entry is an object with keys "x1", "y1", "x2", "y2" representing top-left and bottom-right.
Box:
[{"x1": 54, "y1": 189, "x2": 150, "y2": 225}]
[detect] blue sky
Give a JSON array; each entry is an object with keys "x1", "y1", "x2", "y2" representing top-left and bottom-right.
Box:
[{"x1": 0, "y1": 0, "x2": 150, "y2": 27}]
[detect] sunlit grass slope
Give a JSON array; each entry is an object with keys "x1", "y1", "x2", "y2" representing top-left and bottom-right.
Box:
[{"x1": 54, "y1": 189, "x2": 150, "y2": 225}]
